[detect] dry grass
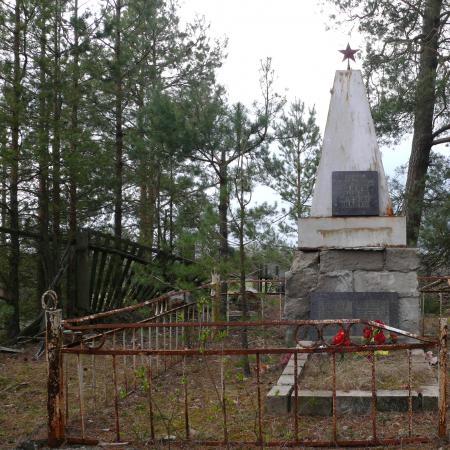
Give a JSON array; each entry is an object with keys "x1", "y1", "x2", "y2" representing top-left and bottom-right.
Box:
[
  {"x1": 0, "y1": 344, "x2": 48, "y2": 448},
  {"x1": 300, "y1": 351, "x2": 436, "y2": 391},
  {"x1": 0, "y1": 305, "x2": 447, "y2": 449}
]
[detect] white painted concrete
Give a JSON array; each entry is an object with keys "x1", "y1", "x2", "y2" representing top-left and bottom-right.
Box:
[
  {"x1": 298, "y1": 216, "x2": 406, "y2": 248},
  {"x1": 310, "y1": 70, "x2": 392, "y2": 217}
]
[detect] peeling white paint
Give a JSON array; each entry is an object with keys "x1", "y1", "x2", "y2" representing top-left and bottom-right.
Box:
[{"x1": 298, "y1": 217, "x2": 406, "y2": 248}]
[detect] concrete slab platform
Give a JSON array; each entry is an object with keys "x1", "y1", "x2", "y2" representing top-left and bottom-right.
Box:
[{"x1": 298, "y1": 216, "x2": 406, "y2": 248}]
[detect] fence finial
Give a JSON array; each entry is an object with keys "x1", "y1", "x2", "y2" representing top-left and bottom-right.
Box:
[{"x1": 41, "y1": 290, "x2": 58, "y2": 311}]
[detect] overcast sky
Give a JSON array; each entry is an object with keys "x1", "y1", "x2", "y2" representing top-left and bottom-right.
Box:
[{"x1": 178, "y1": 1, "x2": 413, "y2": 169}]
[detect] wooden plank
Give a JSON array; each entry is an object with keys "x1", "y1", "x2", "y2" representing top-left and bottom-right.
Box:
[
  {"x1": 76, "y1": 232, "x2": 91, "y2": 313},
  {"x1": 0, "y1": 346, "x2": 24, "y2": 353},
  {"x1": 111, "y1": 244, "x2": 142, "y2": 309},
  {"x1": 97, "y1": 238, "x2": 123, "y2": 312},
  {"x1": 91, "y1": 235, "x2": 111, "y2": 313},
  {"x1": 89, "y1": 247, "x2": 100, "y2": 311},
  {"x1": 104, "y1": 240, "x2": 130, "y2": 311}
]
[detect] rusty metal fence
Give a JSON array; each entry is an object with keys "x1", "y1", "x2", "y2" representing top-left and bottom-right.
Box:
[{"x1": 44, "y1": 289, "x2": 448, "y2": 448}]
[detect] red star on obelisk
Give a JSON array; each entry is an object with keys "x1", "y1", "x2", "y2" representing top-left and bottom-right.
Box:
[{"x1": 339, "y1": 43, "x2": 359, "y2": 70}]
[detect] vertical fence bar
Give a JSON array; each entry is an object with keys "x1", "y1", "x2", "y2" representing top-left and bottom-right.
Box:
[
  {"x1": 256, "y1": 353, "x2": 263, "y2": 446},
  {"x1": 103, "y1": 354, "x2": 108, "y2": 406},
  {"x1": 407, "y1": 349, "x2": 412, "y2": 437},
  {"x1": 156, "y1": 317, "x2": 160, "y2": 374},
  {"x1": 64, "y1": 358, "x2": 69, "y2": 425},
  {"x1": 293, "y1": 352, "x2": 299, "y2": 443},
  {"x1": 370, "y1": 351, "x2": 377, "y2": 443},
  {"x1": 140, "y1": 327, "x2": 144, "y2": 365},
  {"x1": 148, "y1": 325, "x2": 152, "y2": 368},
  {"x1": 92, "y1": 355, "x2": 97, "y2": 414},
  {"x1": 260, "y1": 293, "x2": 264, "y2": 321},
  {"x1": 46, "y1": 304, "x2": 65, "y2": 447},
  {"x1": 112, "y1": 355, "x2": 121, "y2": 442},
  {"x1": 183, "y1": 357, "x2": 190, "y2": 440},
  {"x1": 421, "y1": 293, "x2": 425, "y2": 336},
  {"x1": 77, "y1": 354, "x2": 86, "y2": 439},
  {"x1": 221, "y1": 351, "x2": 228, "y2": 445},
  {"x1": 122, "y1": 330, "x2": 128, "y2": 393},
  {"x1": 163, "y1": 316, "x2": 167, "y2": 371},
  {"x1": 146, "y1": 366, "x2": 155, "y2": 441},
  {"x1": 132, "y1": 328, "x2": 136, "y2": 388},
  {"x1": 439, "y1": 317, "x2": 448, "y2": 438},
  {"x1": 332, "y1": 352, "x2": 337, "y2": 444},
  {"x1": 279, "y1": 291, "x2": 282, "y2": 321}
]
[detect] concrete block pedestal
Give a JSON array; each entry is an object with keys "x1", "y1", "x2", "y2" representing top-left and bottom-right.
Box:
[{"x1": 284, "y1": 247, "x2": 420, "y2": 334}]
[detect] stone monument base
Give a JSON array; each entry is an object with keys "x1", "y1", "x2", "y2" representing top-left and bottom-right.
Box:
[{"x1": 284, "y1": 247, "x2": 420, "y2": 335}]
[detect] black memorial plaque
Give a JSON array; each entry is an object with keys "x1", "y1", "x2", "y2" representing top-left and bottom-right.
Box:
[
  {"x1": 309, "y1": 292, "x2": 399, "y2": 336},
  {"x1": 332, "y1": 171, "x2": 379, "y2": 216}
]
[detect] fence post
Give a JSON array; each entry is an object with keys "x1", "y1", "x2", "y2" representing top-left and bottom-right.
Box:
[
  {"x1": 439, "y1": 317, "x2": 447, "y2": 439},
  {"x1": 43, "y1": 291, "x2": 65, "y2": 447}
]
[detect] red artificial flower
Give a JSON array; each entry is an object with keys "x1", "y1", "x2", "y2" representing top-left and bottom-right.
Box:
[
  {"x1": 374, "y1": 331, "x2": 386, "y2": 344},
  {"x1": 363, "y1": 326, "x2": 372, "y2": 339},
  {"x1": 344, "y1": 337, "x2": 351, "y2": 347},
  {"x1": 332, "y1": 328, "x2": 345, "y2": 345},
  {"x1": 389, "y1": 332, "x2": 398, "y2": 343}
]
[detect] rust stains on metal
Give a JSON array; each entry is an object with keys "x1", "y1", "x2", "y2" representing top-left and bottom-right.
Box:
[
  {"x1": 45, "y1": 305, "x2": 65, "y2": 447},
  {"x1": 370, "y1": 351, "x2": 377, "y2": 443},
  {"x1": 112, "y1": 355, "x2": 121, "y2": 442},
  {"x1": 62, "y1": 342, "x2": 434, "y2": 357},
  {"x1": 63, "y1": 282, "x2": 212, "y2": 324},
  {"x1": 438, "y1": 318, "x2": 448, "y2": 438}
]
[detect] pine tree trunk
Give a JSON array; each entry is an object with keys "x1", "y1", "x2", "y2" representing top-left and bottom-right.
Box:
[
  {"x1": 1, "y1": 142, "x2": 6, "y2": 247},
  {"x1": 218, "y1": 155, "x2": 229, "y2": 319},
  {"x1": 67, "y1": 0, "x2": 80, "y2": 316},
  {"x1": 7, "y1": 0, "x2": 22, "y2": 338},
  {"x1": 52, "y1": 0, "x2": 62, "y2": 284},
  {"x1": 114, "y1": 0, "x2": 123, "y2": 239},
  {"x1": 239, "y1": 172, "x2": 250, "y2": 376},
  {"x1": 405, "y1": 0, "x2": 442, "y2": 245},
  {"x1": 296, "y1": 146, "x2": 301, "y2": 220},
  {"x1": 37, "y1": 22, "x2": 51, "y2": 306}
]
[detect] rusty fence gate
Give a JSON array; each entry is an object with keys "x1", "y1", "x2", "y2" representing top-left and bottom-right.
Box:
[{"x1": 43, "y1": 289, "x2": 448, "y2": 448}]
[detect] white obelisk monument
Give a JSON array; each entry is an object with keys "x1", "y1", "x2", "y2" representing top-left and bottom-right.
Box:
[{"x1": 284, "y1": 47, "x2": 419, "y2": 336}]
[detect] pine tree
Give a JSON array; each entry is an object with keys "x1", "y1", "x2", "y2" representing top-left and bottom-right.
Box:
[{"x1": 264, "y1": 99, "x2": 321, "y2": 233}]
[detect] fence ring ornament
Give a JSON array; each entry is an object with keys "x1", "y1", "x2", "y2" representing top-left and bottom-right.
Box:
[
  {"x1": 296, "y1": 324, "x2": 321, "y2": 349},
  {"x1": 41, "y1": 290, "x2": 58, "y2": 311},
  {"x1": 347, "y1": 322, "x2": 360, "y2": 346}
]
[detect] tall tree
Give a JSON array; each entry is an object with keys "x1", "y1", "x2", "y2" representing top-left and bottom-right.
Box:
[
  {"x1": 326, "y1": 0, "x2": 449, "y2": 245},
  {"x1": 1, "y1": 0, "x2": 28, "y2": 337}
]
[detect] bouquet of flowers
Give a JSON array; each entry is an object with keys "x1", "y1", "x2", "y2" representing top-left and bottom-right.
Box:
[{"x1": 362, "y1": 320, "x2": 397, "y2": 345}]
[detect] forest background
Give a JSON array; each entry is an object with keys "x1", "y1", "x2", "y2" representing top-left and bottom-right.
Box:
[{"x1": 0, "y1": 0, "x2": 449, "y2": 340}]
